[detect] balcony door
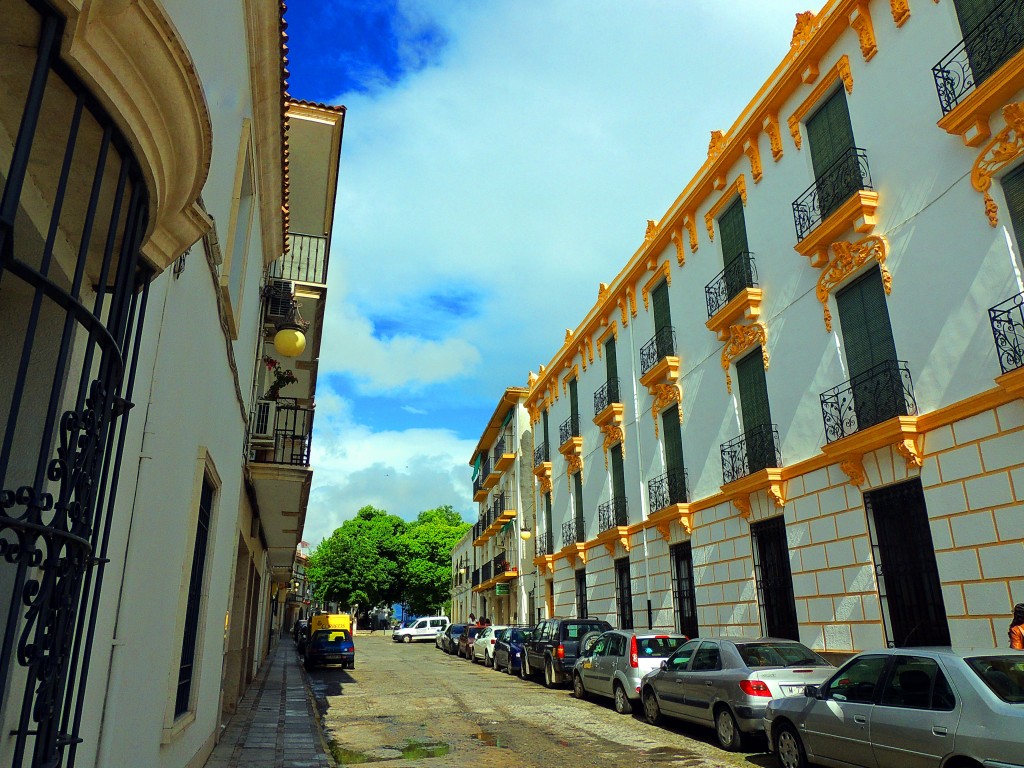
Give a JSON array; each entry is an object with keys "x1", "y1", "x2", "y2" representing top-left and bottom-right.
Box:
[
  {"x1": 573, "y1": 472, "x2": 585, "y2": 542},
  {"x1": 737, "y1": 351, "x2": 775, "y2": 474},
  {"x1": 605, "y1": 336, "x2": 619, "y2": 402},
  {"x1": 670, "y1": 543, "x2": 699, "y2": 638},
  {"x1": 953, "y1": 0, "x2": 1022, "y2": 86},
  {"x1": 568, "y1": 377, "x2": 579, "y2": 432},
  {"x1": 719, "y1": 197, "x2": 751, "y2": 300},
  {"x1": 751, "y1": 516, "x2": 799, "y2": 641},
  {"x1": 662, "y1": 405, "x2": 687, "y2": 504},
  {"x1": 836, "y1": 267, "x2": 902, "y2": 430},
  {"x1": 807, "y1": 89, "x2": 856, "y2": 219},
  {"x1": 615, "y1": 558, "x2": 634, "y2": 630},
  {"x1": 652, "y1": 280, "x2": 673, "y2": 358},
  {"x1": 610, "y1": 444, "x2": 626, "y2": 525}
]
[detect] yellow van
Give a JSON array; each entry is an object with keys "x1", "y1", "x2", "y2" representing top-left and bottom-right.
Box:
[{"x1": 309, "y1": 613, "x2": 352, "y2": 634}]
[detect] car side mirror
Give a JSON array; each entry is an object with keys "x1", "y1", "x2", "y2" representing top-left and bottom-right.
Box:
[
  {"x1": 804, "y1": 685, "x2": 822, "y2": 699},
  {"x1": 660, "y1": 660, "x2": 668, "y2": 671}
]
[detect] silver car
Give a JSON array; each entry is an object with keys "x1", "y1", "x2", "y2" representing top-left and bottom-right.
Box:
[
  {"x1": 764, "y1": 647, "x2": 1024, "y2": 768},
  {"x1": 573, "y1": 631, "x2": 689, "y2": 714},
  {"x1": 641, "y1": 637, "x2": 834, "y2": 751}
]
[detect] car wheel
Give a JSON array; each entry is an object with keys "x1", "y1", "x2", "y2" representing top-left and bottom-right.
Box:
[
  {"x1": 774, "y1": 724, "x2": 809, "y2": 768},
  {"x1": 642, "y1": 689, "x2": 663, "y2": 725},
  {"x1": 520, "y1": 656, "x2": 531, "y2": 679},
  {"x1": 402, "y1": 635, "x2": 411, "y2": 644},
  {"x1": 572, "y1": 673, "x2": 587, "y2": 700},
  {"x1": 485, "y1": 653, "x2": 493, "y2": 668},
  {"x1": 613, "y1": 682, "x2": 633, "y2": 714},
  {"x1": 544, "y1": 659, "x2": 557, "y2": 688},
  {"x1": 715, "y1": 706, "x2": 744, "y2": 752}
]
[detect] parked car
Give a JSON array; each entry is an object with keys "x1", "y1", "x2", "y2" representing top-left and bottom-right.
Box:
[
  {"x1": 523, "y1": 617, "x2": 613, "y2": 688},
  {"x1": 440, "y1": 623, "x2": 468, "y2": 655},
  {"x1": 392, "y1": 615, "x2": 449, "y2": 643},
  {"x1": 764, "y1": 647, "x2": 1024, "y2": 768},
  {"x1": 494, "y1": 627, "x2": 534, "y2": 674},
  {"x1": 573, "y1": 631, "x2": 689, "y2": 714},
  {"x1": 472, "y1": 625, "x2": 509, "y2": 666},
  {"x1": 303, "y1": 628, "x2": 355, "y2": 670},
  {"x1": 292, "y1": 618, "x2": 309, "y2": 643},
  {"x1": 457, "y1": 625, "x2": 483, "y2": 659},
  {"x1": 641, "y1": 637, "x2": 833, "y2": 750}
]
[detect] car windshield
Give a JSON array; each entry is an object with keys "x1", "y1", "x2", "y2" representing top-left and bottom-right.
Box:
[
  {"x1": 465, "y1": 627, "x2": 481, "y2": 638},
  {"x1": 510, "y1": 629, "x2": 533, "y2": 642},
  {"x1": 562, "y1": 623, "x2": 608, "y2": 640},
  {"x1": 311, "y1": 630, "x2": 351, "y2": 649},
  {"x1": 737, "y1": 641, "x2": 829, "y2": 667},
  {"x1": 450, "y1": 626, "x2": 466, "y2": 636},
  {"x1": 966, "y1": 655, "x2": 1024, "y2": 703},
  {"x1": 637, "y1": 636, "x2": 687, "y2": 658}
]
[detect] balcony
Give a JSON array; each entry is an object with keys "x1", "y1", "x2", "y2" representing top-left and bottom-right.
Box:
[
  {"x1": 559, "y1": 414, "x2": 581, "y2": 446},
  {"x1": 792, "y1": 147, "x2": 878, "y2": 267},
  {"x1": 558, "y1": 415, "x2": 584, "y2": 473},
  {"x1": 640, "y1": 326, "x2": 677, "y2": 376},
  {"x1": 481, "y1": 562, "x2": 492, "y2": 583},
  {"x1": 820, "y1": 360, "x2": 918, "y2": 444},
  {"x1": 249, "y1": 399, "x2": 314, "y2": 466},
  {"x1": 705, "y1": 254, "x2": 763, "y2": 340},
  {"x1": 533, "y1": 440, "x2": 553, "y2": 493},
  {"x1": 598, "y1": 497, "x2": 629, "y2": 531},
  {"x1": 270, "y1": 232, "x2": 329, "y2": 285},
  {"x1": 473, "y1": 455, "x2": 491, "y2": 501},
  {"x1": 648, "y1": 466, "x2": 689, "y2": 513},
  {"x1": 721, "y1": 423, "x2": 782, "y2": 485},
  {"x1": 562, "y1": 519, "x2": 584, "y2": 548},
  {"x1": 539, "y1": 530, "x2": 554, "y2": 556},
  {"x1": 593, "y1": 378, "x2": 621, "y2": 417},
  {"x1": 990, "y1": 292, "x2": 1024, "y2": 374},
  {"x1": 491, "y1": 429, "x2": 515, "y2": 474},
  {"x1": 534, "y1": 441, "x2": 550, "y2": 467},
  {"x1": 472, "y1": 568, "x2": 480, "y2": 587},
  {"x1": 933, "y1": 0, "x2": 1024, "y2": 140}
]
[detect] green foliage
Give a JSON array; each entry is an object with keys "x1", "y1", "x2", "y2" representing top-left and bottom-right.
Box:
[{"x1": 306, "y1": 504, "x2": 469, "y2": 615}]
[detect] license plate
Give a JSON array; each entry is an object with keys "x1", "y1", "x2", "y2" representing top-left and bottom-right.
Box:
[
  {"x1": 324, "y1": 655, "x2": 342, "y2": 662},
  {"x1": 780, "y1": 684, "x2": 805, "y2": 696}
]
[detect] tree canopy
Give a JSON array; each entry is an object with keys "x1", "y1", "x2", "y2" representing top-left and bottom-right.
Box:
[{"x1": 305, "y1": 504, "x2": 469, "y2": 615}]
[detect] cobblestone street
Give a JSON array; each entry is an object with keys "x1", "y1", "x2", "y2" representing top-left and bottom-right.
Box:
[{"x1": 309, "y1": 633, "x2": 777, "y2": 767}]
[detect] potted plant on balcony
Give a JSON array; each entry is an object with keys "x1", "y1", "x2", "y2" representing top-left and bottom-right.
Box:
[{"x1": 262, "y1": 355, "x2": 298, "y2": 400}]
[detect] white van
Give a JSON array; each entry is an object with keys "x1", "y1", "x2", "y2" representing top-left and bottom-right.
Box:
[{"x1": 392, "y1": 616, "x2": 449, "y2": 643}]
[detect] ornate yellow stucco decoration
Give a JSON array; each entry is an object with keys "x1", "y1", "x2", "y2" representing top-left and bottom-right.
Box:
[
  {"x1": 596, "y1": 322, "x2": 619, "y2": 358},
  {"x1": 896, "y1": 437, "x2": 923, "y2": 468},
  {"x1": 708, "y1": 130, "x2": 728, "y2": 163},
  {"x1": 561, "y1": 365, "x2": 579, "y2": 394},
  {"x1": 743, "y1": 136, "x2": 763, "y2": 183},
  {"x1": 670, "y1": 229, "x2": 686, "y2": 267},
  {"x1": 600, "y1": 424, "x2": 626, "y2": 469},
  {"x1": 645, "y1": 219, "x2": 659, "y2": 243},
  {"x1": 538, "y1": 475, "x2": 553, "y2": 495},
  {"x1": 642, "y1": 262, "x2": 672, "y2": 311},
  {"x1": 850, "y1": 3, "x2": 878, "y2": 61},
  {"x1": 790, "y1": 11, "x2": 818, "y2": 52},
  {"x1": 566, "y1": 454, "x2": 584, "y2": 485},
  {"x1": 788, "y1": 55, "x2": 854, "y2": 151},
  {"x1": 598, "y1": 282, "x2": 610, "y2": 303},
  {"x1": 734, "y1": 495, "x2": 753, "y2": 519},
  {"x1": 682, "y1": 214, "x2": 699, "y2": 253},
  {"x1": 764, "y1": 115, "x2": 784, "y2": 162},
  {"x1": 651, "y1": 383, "x2": 683, "y2": 439},
  {"x1": 721, "y1": 323, "x2": 769, "y2": 393},
  {"x1": 890, "y1": 0, "x2": 910, "y2": 27},
  {"x1": 816, "y1": 234, "x2": 891, "y2": 332},
  {"x1": 840, "y1": 457, "x2": 867, "y2": 486},
  {"x1": 972, "y1": 102, "x2": 1024, "y2": 227},
  {"x1": 704, "y1": 174, "x2": 748, "y2": 243}
]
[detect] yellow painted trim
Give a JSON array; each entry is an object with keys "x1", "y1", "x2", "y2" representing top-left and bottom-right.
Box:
[
  {"x1": 593, "y1": 402, "x2": 625, "y2": 429},
  {"x1": 720, "y1": 324, "x2": 768, "y2": 394},
  {"x1": 815, "y1": 235, "x2": 890, "y2": 332},
  {"x1": 937, "y1": 47, "x2": 1024, "y2": 147},
  {"x1": 704, "y1": 174, "x2": 748, "y2": 242},
  {"x1": 971, "y1": 103, "x2": 1024, "y2": 228},
  {"x1": 638, "y1": 356, "x2": 681, "y2": 394},
  {"x1": 794, "y1": 190, "x2": 880, "y2": 267},
  {"x1": 650, "y1": 383, "x2": 683, "y2": 440},
  {"x1": 562, "y1": 365, "x2": 579, "y2": 395},
  {"x1": 889, "y1": 0, "x2": 910, "y2": 27},
  {"x1": 641, "y1": 262, "x2": 672, "y2": 311},
  {"x1": 787, "y1": 54, "x2": 853, "y2": 150},
  {"x1": 596, "y1": 321, "x2": 619, "y2": 358},
  {"x1": 706, "y1": 287, "x2": 764, "y2": 341}
]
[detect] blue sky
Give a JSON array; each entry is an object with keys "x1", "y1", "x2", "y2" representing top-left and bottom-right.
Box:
[{"x1": 286, "y1": 0, "x2": 814, "y2": 545}]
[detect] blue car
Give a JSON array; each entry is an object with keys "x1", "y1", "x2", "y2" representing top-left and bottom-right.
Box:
[
  {"x1": 303, "y1": 628, "x2": 355, "y2": 670},
  {"x1": 493, "y1": 627, "x2": 534, "y2": 674}
]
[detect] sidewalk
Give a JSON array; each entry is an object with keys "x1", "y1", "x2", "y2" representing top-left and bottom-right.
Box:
[{"x1": 204, "y1": 641, "x2": 332, "y2": 768}]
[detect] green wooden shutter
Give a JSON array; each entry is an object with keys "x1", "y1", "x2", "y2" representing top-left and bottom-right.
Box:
[
  {"x1": 652, "y1": 280, "x2": 672, "y2": 333},
  {"x1": 1002, "y1": 163, "x2": 1024, "y2": 249},
  {"x1": 662, "y1": 405, "x2": 685, "y2": 473},
  {"x1": 952, "y1": 0, "x2": 999, "y2": 36},
  {"x1": 737, "y1": 350, "x2": 775, "y2": 472},
  {"x1": 542, "y1": 409, "x2": 550, "y2": 448},
  {"x1": 719, "y1": 197, "x2": 749, "y2": 265},
  {"x1": 569, "y1": 377, "x2": 579, "y2": 422},
  {"x1": 953, "y1": 0, "x2": 1013, "y2": 84},
  {"x1": 807, "y1": 89, "x2": 856, "y2": 179},
  {"x1": 611, "y1": 445, "x2": 626, "y2": 500},
  {"x1": 573, "y1": 473, "x2": 585, "y2": 538},
  {"x1": 605, "y1": 336, "x2": 618, "y2": 382}
]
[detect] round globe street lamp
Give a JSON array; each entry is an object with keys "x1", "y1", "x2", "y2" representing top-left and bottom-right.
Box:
[
  {"x1": 273, "y1": 299, "x2": 309, "y2": 358},
  {"x1": 518, "y1": 519, "x2": 532, "y2": 541}
]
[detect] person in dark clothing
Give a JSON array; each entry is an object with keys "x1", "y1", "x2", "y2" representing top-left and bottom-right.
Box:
[{"x1": 1010, "y1": 603, "x2": 1024, "y2": 650}]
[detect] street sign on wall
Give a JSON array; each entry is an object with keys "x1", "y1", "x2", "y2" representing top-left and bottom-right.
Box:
[{"x1": 495, "y1": 583, "x2": 510, "y2": 596}]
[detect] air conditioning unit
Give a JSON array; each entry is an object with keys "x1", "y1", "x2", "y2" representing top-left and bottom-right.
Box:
[{"x1": 267, "y1": 279, "x2": 293, "y2": 317}]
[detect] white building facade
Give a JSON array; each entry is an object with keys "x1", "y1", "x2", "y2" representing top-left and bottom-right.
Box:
[{"x1": 460, "y1": 0, "x2": 1024, "y2": 659}]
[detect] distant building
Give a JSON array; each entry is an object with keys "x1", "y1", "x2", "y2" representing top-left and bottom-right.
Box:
[{"x1": 456, "y1": 0, "x2": 1024, "y2": 656}]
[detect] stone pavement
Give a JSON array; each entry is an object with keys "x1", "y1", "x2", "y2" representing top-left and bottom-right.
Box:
[{"x1": 204, "y1": 640, "x2": 333, "y2": 768}]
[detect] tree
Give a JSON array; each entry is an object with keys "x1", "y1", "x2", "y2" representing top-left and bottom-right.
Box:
[{"x1": 399, "y1": 506, "x2": 470, "y2": 614}]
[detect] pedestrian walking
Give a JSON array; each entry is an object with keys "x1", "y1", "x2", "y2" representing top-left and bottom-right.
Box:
[{"x1": 1009, "y1": 603, "x2": 1024, "y2": 650}]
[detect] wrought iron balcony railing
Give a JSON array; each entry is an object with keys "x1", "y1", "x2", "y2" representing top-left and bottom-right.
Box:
[
  {"x1": 492, "y1": 429, "x2": 513, "y2": 463},
  {"x1": 481, "y1": 562, "x2": 492, "y2": 582},
  {"x1": 990, "y1": 292, "x2": 1024, "y2": 374},
  {"x1": 492, "y1": 552, "x2": 510, "y2": 574},
  {"x1": 539, "y1": 530, "x2": 554, "y2": 556},
  {"x1": 481, "y1": 455, "x2": 491, "y2": 479},
  {"x1": 472, "y1": 568, "x2": 480, "y2": 587},
  {"x1": 648, "y1": 466, "x2": 689, "y2": 512},
  {"x1": 491, "y1": 492, "x2": 506, "y2": 519},
  {"x1": 721, "y1": 423, "x2": 782, "y2": 484},
  {"x1": 706, "y1": 253, "x2": 758, "y2": 318},
  {"x1": 792, "y1": 147, "x2": 873, "y2": 242},
  {"x1": 598, "y1": 497, "x2": 629, "y2": 531},
  {"x1": 534, "y1": 441, "x2": 550, "y2": 467},
  {"x1": 249, "y1": 399, "x2": 314, "y2": 466},
  {"x1": 594, "y1": 378, "x2": 621, "y2": 415},
  {"x1": 820, "y1": 360, "x2": 918, "y2": 443},
  {"x1": 933, "y1": 0, "x2": 1024, "y2": 115},
  {"x1": 472, "y1": 521, "x2": 482, "y2": 540},
  {"x1": 472, "y1": 473, "x2": 485, "y2": 497},
  {"x1": 562, "y1": 519, "x2": 584, "y2": 548},
  {"x1": 269, "y1": 232, "x2": 329, "y2": 284},
  {"x1": 640, "y1": 326, "x2": 677, "y2": 375},
  {"x1": 559, "y1": 414, "x2": 581, "y2": 445}
]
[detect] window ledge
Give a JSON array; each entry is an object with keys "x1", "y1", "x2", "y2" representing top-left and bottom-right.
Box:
[
  {"x1": 706, "y1": 288, "x2": 764, "y2": 341},
  {"x1": 937, "y1": 46, "x2": 1024, "y2": 147},
  {"x1": 794, "y1": 190, "x2": 879, "y2": 268}
]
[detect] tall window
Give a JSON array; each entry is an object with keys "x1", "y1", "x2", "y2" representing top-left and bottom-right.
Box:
[
  {"x1": 807, "y1": 88, "x2": 857, "y2": 219},
  {"x1": 670, "y1": 543, "x2": 699, "y2": 638},
  {"x1": 736, "y1": 351, "x2": 775, "y2": 474},
  {"x1": 615, "y1": 558, "x2": 634, "y2": 629},
  {"x1": 543, "y1": 492, "x2": 553, "y2": 555},
  {"x1": 568, "y1": 377, "x2": 579, "y2": 433},
  {"x1": 575, "y1": 569, "x2": 588, "y2": 619},
  {"x1": 663, "y1": 404, "x2": 686, "y2": 500},
  {"x1": 572, "y1": 473, "x2": 585, "y2": 541},
  {"x1": 836, "y1": 267, "x2": 902, "y2": 429},
  {"x1": 176, "y1": 478, "x2": 215, "y2": 717},
  {"x1": 751, "y1": 516, "x2": 799, "y2": 641},
  {"x1": 719, "y1": 197, "x2": 753, "y2": 300},
  {"x1": 953, "y1": 0, "x2": 1023, "y2": 85},
  {"x1": 652, "y1": 280, "x2": 673, "y2": 360},
  {"x1": 610, "y1": 444, "x2": 626, "y2": 525},
  {"x1": 605, "y1": 336, "x2": 619, "y2": 404},
  {"x1": 1002, "y1": 162, "x2": 1024, "y2": 251}
]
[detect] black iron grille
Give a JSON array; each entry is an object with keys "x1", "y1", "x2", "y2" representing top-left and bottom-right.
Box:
[
  {"x1": 721, "y1": 423, "x2": 782, "y2": 484},
  {"x1": 640, "y1": 326, "x2": 676, "y2": 375},
  {"x1": 989, "y1": 292, "x2": 1024, "y2": 374},
  {"x1": 706, "y1": 253, "x2": 758, "y2": 319},
  {"x1": 593, "y1": 378, "x2": 621, "y2": 415},
  {"x1": 792, "y1": 147, "x2": 872, "y2": 241},
  {"x1": 559, "y1": 414, "x2": 581, "y2": 445},
  {"x1": 562, "y1": 519, "x2": 583, "y2": 547},
  {"x1": 270, "y1": 232, "x2": 329, "y2": 284},
  {"x1": 534, "y1": 440, "x2": 549, "y2": 467},
  {"x1": 648, "y1": 466, "x2": 689, "y2": 512},
  {"x1": 933, "y1": 0, "x2": 1024, "y2": 115},
  {"x1": 820, "y1": 359, "x2": 917, "y2": 443},
  {"x1": 598, "y1": 497, "x2": 629, "y2": 530}
]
